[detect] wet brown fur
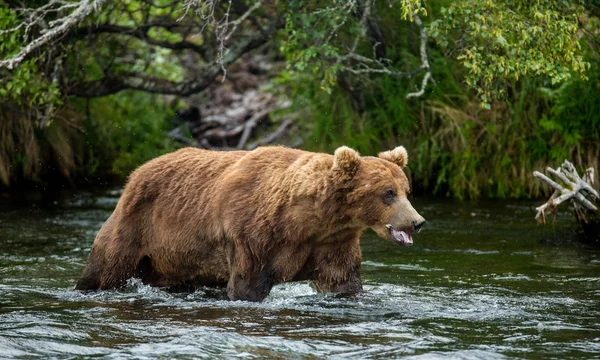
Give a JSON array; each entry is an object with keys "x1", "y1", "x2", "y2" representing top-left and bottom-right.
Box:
[{"x1": 75, "y1": 146, "x2": 424, "y2": 301}]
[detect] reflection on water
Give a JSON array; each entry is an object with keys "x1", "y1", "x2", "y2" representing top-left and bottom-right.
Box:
[{"x1": 1, "y1": 190, "x2": 599, "y2": 359}]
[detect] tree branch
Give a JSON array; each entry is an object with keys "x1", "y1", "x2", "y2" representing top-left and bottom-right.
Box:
[
  {"x1": 246, "y1": 118, "x2": 293, "y2": 150},
  {"x1": 342, "y1": 53, "x2": 428, "y2": 77},
  {"x1": 406, "y1": 14, "x2": 433, "y2": 99},
  {"x1": 335, "y1": 9, "x2": 432, "y2": 96},
  {"x1": 69, "y1": 17, "x2": 283, "y2": 97},
  {"x1": 236, "y1": 107, "x2": 272, "y2": 149},
  {"x1": 0, "y1": 0, "x2": 107, "y2": 70},
  {"x1": 70, "y1": 23, "x2": 210, "y2": 59},
  {"x1": 223, "y1": 1, "x2": 262, "y2": 42}
]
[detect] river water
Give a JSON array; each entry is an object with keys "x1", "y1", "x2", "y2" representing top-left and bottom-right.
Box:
[{"x1": 0, "y1": 189, "x2": 598, "y2": 359}]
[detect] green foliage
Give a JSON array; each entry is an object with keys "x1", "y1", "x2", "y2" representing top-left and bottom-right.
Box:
[
  {"x1": 283, "y1": 6, "x2": 600, "y2": 200},
  {"x1": 0, "y1": 0, "x2": 597, "y2": 197},
  {"x1": 399, "y1": 0, "x2": 427, "y2": 20},
  {"x1": 546, "y1": 57, "x2": 600, "y2": 164},
  {"x1": 0, "y1": 8, "x2": 59, "y2": 107},
  {"x1": 78, "y1": 91, "x2": 178, "y2": 179},
  {"x1": 0, "y1": 7, "x2": 71, "y2": 187},
  {"x1": 75, "y1": 4, "x2": 185, "y2": 84},
  {"x1": 429, "y1": 0, "x2": 589, "y2": 106},
  {"x1": 278, "y1": 1, "x2": 427, "y2": 94},
  {"x1": 280, "y1": 73, "x2": 418, "y2": 156},
  {"x1": 279, "y1": 3, "x2": 345, "y2": 93},
  {"x1": 294, "y1": 64, "x2": 600, "y2": 199},
  {"x1": 0, "y1": 1, "x2": 179, "y2": 188},
  {"x1": 278, "y1": 0, "x2": 589, "y2": 107},
  {"x1": 0, "y1": 90, "x2": 177, "y2": 188}
]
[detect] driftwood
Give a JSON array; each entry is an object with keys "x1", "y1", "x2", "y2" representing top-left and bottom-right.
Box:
[
  {"x1": 171, "y1": 53, "x2": 297, "y2": 150},
  {"x1": 534, "y1": 160, "x2": 600, "y2": 241},
  {"x1": 246, "y1": 118, "x2": 294, "y2": 150}
]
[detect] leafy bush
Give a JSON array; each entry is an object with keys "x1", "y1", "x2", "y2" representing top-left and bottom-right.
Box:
[
  {"x1": 282, "y1": 27, "x2": 600, "y2": 200},
  {"x1": 76, "y1": 92, "x2": 178, "y2": 181}
]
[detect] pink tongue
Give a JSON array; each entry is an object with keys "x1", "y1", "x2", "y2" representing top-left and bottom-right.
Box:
[{"x1": 392, "y1": 229, "x2": 413, "y2": 245}]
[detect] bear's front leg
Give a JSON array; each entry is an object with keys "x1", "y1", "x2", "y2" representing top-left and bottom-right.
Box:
[
  {"x1": 312, "y1": 238, "x2": 363, "y2": 294},
  {"x1": 224, "y1": 238, "x2": 275, "y2": 302}
]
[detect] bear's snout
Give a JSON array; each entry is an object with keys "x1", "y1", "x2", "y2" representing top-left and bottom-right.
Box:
[
  {"x1": 375, "y1": 197, "x2": 425, "y2": 246},
  {"x1": 412, "y1": 219, "x2": 426, "y2": 233},
  {"x1": 394, "y1": 197, "x2": 425, "y2": 233}
]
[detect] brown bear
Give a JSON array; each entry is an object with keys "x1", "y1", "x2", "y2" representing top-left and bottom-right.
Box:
[{"x1": 75, "y1": 146, "x2": 425, "y2": 301}]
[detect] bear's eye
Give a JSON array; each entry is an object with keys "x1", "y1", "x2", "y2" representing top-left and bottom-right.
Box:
[{"x1": 383, "y1": 189, "x2": 396, "y2": 205}]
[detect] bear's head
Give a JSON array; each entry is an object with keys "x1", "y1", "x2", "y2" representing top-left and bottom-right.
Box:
[{"x1": 332, "y1": 146, "x2": 425, "y2": 245}]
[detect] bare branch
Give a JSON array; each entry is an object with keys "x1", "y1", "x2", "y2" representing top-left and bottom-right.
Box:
[
  {"x1": 247, "y1": 118, "x2": 294, "y2": 150},
  {"x1": 39, "y1": 53, "x2": 63, "y2": 128},
  {"x1": 0, "y1": 0, "x2": 108, "y2": 70},
  {"x1": 351, "y1": 0, "x2": 372, "y2": 55},
  {"x1": 236, "y1": 107, "x2": 272, "y2": 149},
  {"x1": 341, "y1": 53, "x2": 427, "y2": 76},
  {"x1": 533, "y1": 171, "x2": 565, "y2": 194},
  {"x1": 534, "y1": 160, "x2": 599, "y2": 224},
  {"x1": 168, "y1": 127, "x2": 197, "y2": 146},
  {"x1": 215, "y1": 0, "x2": 233, "y2": 75},
  {"x1": 70, "y1": 23, "x2": 210, "y2": 59},
  {"x1": 333, "y1": 5, "x2": 432, "y2": 95},
  {"x1": 176, "y1": 0, "x2": 264, "y2": 78},
  {"x1": 69, "y1": 17, "x2": 283, "y2": 97},
  {"x1": 224, "y1": 1, "x2": 262, "y2": 42},
  {"x1": 406, "y1": 14, "x2": 433, "y2": 98}
]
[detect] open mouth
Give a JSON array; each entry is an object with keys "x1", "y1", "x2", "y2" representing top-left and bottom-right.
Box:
[{"x1": 386, "y1": 224, "x2": 413, "y2": 246}]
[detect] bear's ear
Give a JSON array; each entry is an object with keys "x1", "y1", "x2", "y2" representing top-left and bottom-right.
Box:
[
  {"x1": 332, "y1": 146, "x2": 360, "y2": 179},
  {"x1": 378, "y1": 146, "x2": 408, "y2": 168}
]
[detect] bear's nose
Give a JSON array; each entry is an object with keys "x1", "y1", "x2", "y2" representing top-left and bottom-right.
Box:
[{"x1": 412, "y1": 219, "x2": 426, "y2": 233}]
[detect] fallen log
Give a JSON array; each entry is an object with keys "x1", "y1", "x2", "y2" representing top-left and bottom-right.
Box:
[
  {"x1": 246, "y1": 118, "x2": 294, "y2": 150},
  {"x1": 237, "y1": 107, "x2": 272, "y2": 150},
  {"x1": 168, "y1": 127, "x2": 197, "y2": 147},
  {"x1": 534, "y1": 160, "x2": 599, "y2": 242},
  {"x1": 171, "y1": 53, "x2": 297, "y2": 150}
]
